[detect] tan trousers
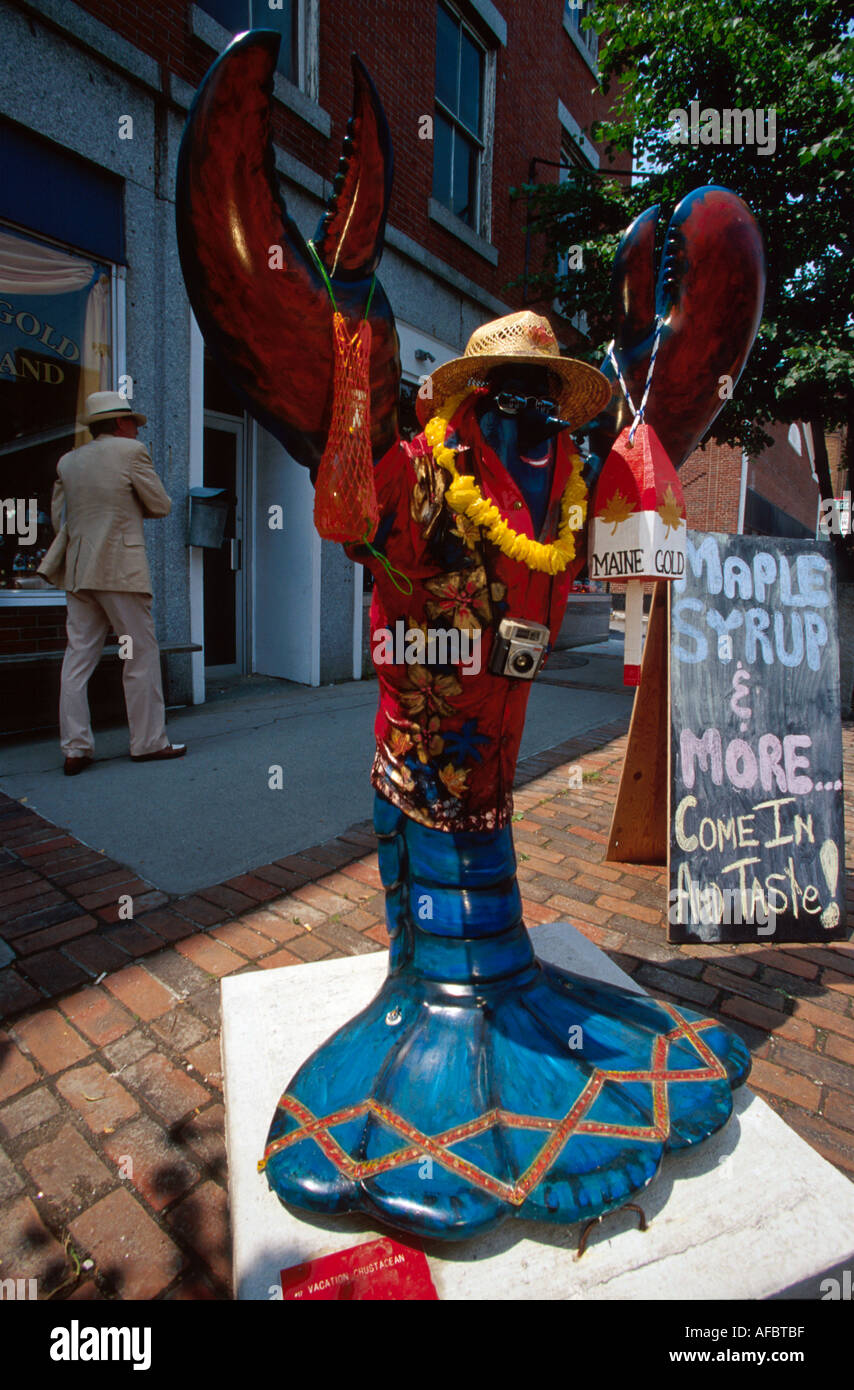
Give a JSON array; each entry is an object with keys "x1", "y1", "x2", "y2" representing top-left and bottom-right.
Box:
[{"x1": 60, "y1": 590, "x2": 171, "y2": 758}]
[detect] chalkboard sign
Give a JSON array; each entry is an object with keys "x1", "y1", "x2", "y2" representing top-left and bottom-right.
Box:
[{"x1": 668, "y1": 532, "x2": 846, "y2": 943}]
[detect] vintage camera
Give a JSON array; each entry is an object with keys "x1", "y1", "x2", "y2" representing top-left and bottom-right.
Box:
[{"x1": 488, "y1": 617, "x2": 550, "y2": 680}]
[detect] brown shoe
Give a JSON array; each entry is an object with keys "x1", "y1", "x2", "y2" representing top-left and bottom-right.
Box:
[
  {"x1": 64, "y1": 755, "x2": 93, "y2": 776},
  {"x1": 130, "y1": 743, "x2": 187, "y2": 763}
]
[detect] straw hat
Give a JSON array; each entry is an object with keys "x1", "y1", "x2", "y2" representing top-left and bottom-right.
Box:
[
  {"x1": 416, "y1": 310, "x2": 611, "y2": 427},
  {"x1": 81, "y1": 390, "x2": 147, "y2": 427}
]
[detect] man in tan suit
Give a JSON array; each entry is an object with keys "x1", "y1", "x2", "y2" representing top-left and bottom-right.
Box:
[{"x1": 40, "y1": 391, "x2": 186, "y2": 775}]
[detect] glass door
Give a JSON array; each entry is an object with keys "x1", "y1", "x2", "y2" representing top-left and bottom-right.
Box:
[{"x1": 202, "y1": 412, "x2": 245, "y2": 673}]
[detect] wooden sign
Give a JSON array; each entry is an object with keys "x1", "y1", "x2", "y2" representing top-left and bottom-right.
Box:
[{"x1": 668, "y1": 532, "x2": 846, "y2": 943}]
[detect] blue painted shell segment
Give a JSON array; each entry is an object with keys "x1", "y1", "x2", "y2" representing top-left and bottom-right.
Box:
[
  {"x1": 261, "y1": 795, "x2": 751, "y2": 1240},
  {"x1": 407, "y1": 879, "x2": 523, "y2": 938}
]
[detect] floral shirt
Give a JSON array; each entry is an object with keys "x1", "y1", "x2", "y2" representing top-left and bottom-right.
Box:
[{"x1": 347, "y1": 396, "x2": 586, "y2": 832}]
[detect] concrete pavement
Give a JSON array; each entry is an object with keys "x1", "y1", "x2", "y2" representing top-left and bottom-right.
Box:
[
  {"x1": 0, "y1": 639, "x2": 634, "y2": 895},
  {"x1": 0, "y1": 714, "x2": 851, "y2": 1302}
]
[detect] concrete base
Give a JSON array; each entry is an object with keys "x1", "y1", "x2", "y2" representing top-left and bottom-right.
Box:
[{"x1": 221, "y1": 924, "x2": 854, "y2": 1300}]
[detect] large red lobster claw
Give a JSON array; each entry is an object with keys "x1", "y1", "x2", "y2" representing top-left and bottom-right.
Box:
[
  {"x1": 176, "y1": 30, "x2": 401, "y2": 472},
  {"x1": 588, "y1": 187, "x2": 766, "y2": 472}
]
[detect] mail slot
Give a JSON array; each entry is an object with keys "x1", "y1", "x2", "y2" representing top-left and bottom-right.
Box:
[{"x1": 188, "y1": 487, "x2": 228, "y2": 549}]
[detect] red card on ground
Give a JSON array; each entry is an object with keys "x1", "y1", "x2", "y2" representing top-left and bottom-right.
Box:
[{"x1": 280, "y1": 1236, "x2": 438, "y2": 1300}]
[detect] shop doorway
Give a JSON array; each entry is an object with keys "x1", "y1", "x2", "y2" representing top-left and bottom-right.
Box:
[{"x1": 202, "y1": 412, "x2": 247, "y2": 674}]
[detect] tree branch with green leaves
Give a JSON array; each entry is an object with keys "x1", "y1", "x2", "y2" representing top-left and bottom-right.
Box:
[{"x1": 511, "y1": 0, "x2": 853, "y2": 528}]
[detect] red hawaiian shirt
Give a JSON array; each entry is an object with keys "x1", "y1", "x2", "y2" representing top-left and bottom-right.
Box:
[{"x1": 347, "y1": 395, "x2": 586, "y2": 832}]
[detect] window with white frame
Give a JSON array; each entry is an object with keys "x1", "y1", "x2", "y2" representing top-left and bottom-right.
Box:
[
  {"x1": 564, "y1": 0, "x2": 599, "y2": 65},
  {"x1": 197, "y1": 1, "x2": 300, "y2": 84},
  {"x1": 432, "y1": 3, "x2": 488, "y2": 231}
]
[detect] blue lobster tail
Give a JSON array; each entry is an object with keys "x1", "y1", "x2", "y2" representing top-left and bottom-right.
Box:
[{"x1": 261, "y1": 795, "x2": 751, "y2": 1239}]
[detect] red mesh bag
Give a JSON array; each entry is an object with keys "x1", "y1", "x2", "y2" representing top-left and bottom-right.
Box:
[{"x1": 313, "y1": 312, "x2": 379, "y2": 543}]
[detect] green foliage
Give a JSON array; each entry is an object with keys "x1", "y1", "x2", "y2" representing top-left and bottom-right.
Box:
[{"x1": 514, "y1": 0, "x2": 854, "y2": 454}]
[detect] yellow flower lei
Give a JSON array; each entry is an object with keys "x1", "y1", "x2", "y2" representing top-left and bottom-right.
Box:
[{"x1": 423, "y1": 392, "x2": 587, "y2": 575}]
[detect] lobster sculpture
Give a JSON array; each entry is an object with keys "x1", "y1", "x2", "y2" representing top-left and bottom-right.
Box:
[{"x1": 177, "y1": 31, "x2": 765, "y2": 1241}]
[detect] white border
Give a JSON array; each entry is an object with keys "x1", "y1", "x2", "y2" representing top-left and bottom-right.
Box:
[
  {"x1": 563, "y1": 4, "x2": 599, "y2": 77},
  {"x1": 244, "y1": 415, "x2": 257, "y2": 675},
  {"x1": 188, "y1": 313, "x2": 206, "y2": 704},
  {"x1": 309, "y1": 529, "x2": 321, "y2": 688},
  {"x1": 351, "y1": 561, "x2": 364, "y2": 681},
  {"x1": 466, "y1": 0, "x2": 506, "y2": 46},
  {"x1": 737, "y1": 446, "x2": 748, "y2": 534},
  {"x1": 557, "y1": 99, "x2": 600, "y2": 169},
  {"x1": 0, "y1": 590, "x2": 63, "y2": 607},
  {"x1": 189, "y1": 3, "x2": 330, "y2": 136}
]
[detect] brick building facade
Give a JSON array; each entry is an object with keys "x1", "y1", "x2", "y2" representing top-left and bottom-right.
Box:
[
  {"x1": 0, "y1": 0, "x2": 628, "y2": 729},
  {"x1": 679, "y1": 422, "x2": 832, "y2": 541},
  {"x1": 0, "y1": 0, "x2": 839, "y2": 732}
]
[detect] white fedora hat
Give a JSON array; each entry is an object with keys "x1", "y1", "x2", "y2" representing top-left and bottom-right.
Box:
[{"x1": 82, "y1": 390, "x2": 147, "y2": 427}]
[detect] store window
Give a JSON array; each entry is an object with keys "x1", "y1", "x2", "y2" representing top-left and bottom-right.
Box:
[
  {"x1": 0, "y1": 224, "x2": 113, "y2": 593},
  {"x1": 432, "y1": 3, "x2": 486, "y2": 229},
  {"x1": 197, "y1": 0, "x2": 299, "y2": 83}
]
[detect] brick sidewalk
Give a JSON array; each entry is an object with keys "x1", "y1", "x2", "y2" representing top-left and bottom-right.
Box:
[{"x1": 0, "y1": 717, "x2": 851, "y2": 1299}]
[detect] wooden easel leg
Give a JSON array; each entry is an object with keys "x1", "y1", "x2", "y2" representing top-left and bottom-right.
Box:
[{"x1": 605, "y1": 581, "x2": 669, "y2": 865}]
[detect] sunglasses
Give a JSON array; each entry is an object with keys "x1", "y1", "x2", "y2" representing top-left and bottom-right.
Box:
[{"x1": 493, "y1": 392, "x2": 558, "y2": 416}]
